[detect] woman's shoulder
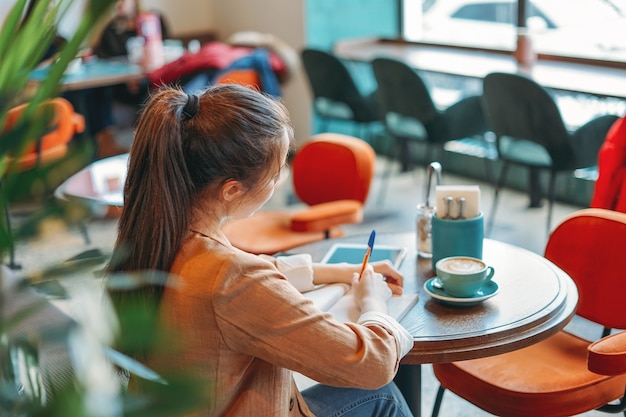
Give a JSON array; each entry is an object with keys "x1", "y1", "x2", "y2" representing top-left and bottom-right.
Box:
[{"x1": 175, "y1": 232, "x2": 277, "y2": 277}]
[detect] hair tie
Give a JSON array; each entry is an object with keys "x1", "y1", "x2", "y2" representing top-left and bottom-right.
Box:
[{"x1": 181, "y1": 94, "x2": 199, "y2": 121}]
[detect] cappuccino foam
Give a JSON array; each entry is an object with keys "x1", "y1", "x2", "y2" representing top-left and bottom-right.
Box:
[{"x1": 439, "y1": 258, "x2": 484, "y2": 274}]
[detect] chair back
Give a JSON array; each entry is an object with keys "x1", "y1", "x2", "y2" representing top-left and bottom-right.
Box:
[
  {"x1": 591, "y1": 116, "x2": 626, "y2": 213},
  {"x1": 292, "y1": 133, "x2": 375, "y2": 205},
  {"x1": 301, "y1": 49, "x2": 377, "y2": 122},
  {"x1": 544, "y1": 208, "x2": 626, "y2": 330},
  {"x1": 2, "y1": 98, "x2": 84, "y2": 171},
  {"x1": 482, "y1": 72, "x2": 575, "y2": 170},
  {"x1": 372, "y1": 57, "x2": 439, "y2": 132}
]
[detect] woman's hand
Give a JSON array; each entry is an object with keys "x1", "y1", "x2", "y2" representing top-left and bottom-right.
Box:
[
  {"x1": 370, "y1": 260, "x2": 404, "y2": 295},
  {"x1": 312, "y1": 260, "x2": 405, "y2": 295},
  {"x1": 352, "y1": 266, "x2": 392, "y2": 314}
]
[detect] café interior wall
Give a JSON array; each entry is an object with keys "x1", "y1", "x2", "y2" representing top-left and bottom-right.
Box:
[
  {"x1": 210, "y1": 0, "x2": 311, "y2": 145},
  {"x1": 156, "y1": 0, "x2": 398, "y2": 145},
  {"x1": 144, "y1": 0, "x2": 312, "y2": 145}
]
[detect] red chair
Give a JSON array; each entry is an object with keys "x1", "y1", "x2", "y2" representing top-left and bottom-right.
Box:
[
  {"x1": 430, "y1": 208, "x2": 626, "y2": 417},
  {"x1": 591, "y1": 116, "x2": 626, "y2": 213},
  {"x1": 222, "y1": 133, "x2": 376, "y2": 255},
  {"x1": 2, "y1": 97, "x2": 85, "y2": 269}
]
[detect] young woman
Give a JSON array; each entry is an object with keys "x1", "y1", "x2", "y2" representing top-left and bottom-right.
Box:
[{"x1": 106, "y1": 84, "x2": 414, "y2": 417}]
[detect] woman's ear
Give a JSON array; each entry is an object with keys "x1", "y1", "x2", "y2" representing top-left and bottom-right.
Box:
[{"x1": 221, "y1": 180, "x2": 245, "y2": 202}]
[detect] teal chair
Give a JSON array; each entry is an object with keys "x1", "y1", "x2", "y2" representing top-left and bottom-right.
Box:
[
  {"x1": 301, "y1": 48, "x2": 381, "y2": 140},
  {"x1": 372, "y1": 57, "x2": 488, "y2": 204},
  {"x1": 482, "y1": 72, "x2": 619, "y2": 234}
]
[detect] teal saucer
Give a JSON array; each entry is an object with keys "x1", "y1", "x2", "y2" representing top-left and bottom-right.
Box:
[{"x1": 424, "y1": 277, "x2": 499, "y2": 307}]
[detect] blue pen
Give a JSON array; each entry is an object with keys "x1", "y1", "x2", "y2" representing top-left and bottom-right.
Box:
[{"x1": 358, "y1": 229, "x2": 376, "y2": 279}]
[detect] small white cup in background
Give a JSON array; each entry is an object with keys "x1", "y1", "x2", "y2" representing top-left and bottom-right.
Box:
[
  {"x1": 64, "y1": 57, "x2": 83, "y2": 75},
  {"x1": 126, "y1": 36, "x2": 145, "y2": 65},
  {"x1": 187, "y1": 39, "x2": 201, "y2": 54}
]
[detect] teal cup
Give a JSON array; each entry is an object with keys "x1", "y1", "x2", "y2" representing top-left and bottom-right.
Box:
[
  {"x1": 435, "y1": 256, "x2": 495, "y2": 298},
  {"x1": 431, "y1": 213, "x2": 484, "y2": 270}
]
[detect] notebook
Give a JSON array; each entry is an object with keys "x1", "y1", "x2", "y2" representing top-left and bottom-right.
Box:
[
  {"x1": 303, "y1": 242, "x2": 418, "y2": 323},
  {"x1": 302, "y1": 284, "x2": 418, "y2": 323}
]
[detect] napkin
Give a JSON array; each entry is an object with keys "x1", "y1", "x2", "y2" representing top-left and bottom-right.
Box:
[{"x1": 435, "y1": 185, "x2": 480, "y2": 219}]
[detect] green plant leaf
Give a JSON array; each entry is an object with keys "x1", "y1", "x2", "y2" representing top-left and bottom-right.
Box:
[{"x1": 103, "y1": 348, "x2": 167, "y2": 385}]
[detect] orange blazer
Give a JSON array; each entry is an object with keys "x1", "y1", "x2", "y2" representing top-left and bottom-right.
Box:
[{"x1": 152, "y1": 228, "x2": 404, "y2": 416}]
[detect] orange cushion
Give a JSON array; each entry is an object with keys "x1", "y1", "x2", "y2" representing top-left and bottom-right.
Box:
[
  {"x1": 3, "y1": 98, "x2": 82, "y2": 172},
  {"x1": 221, "y1": 211, "x2": 345, "y2": 255},
  {"x1": 290, "y1": 200, "x2": 362, "y2": 232},
  {"x1": 433, "y1": 331, "x2": 626, "y2": 417}
]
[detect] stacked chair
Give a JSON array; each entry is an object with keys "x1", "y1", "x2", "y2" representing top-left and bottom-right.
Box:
[
  {"x1": 431, "y1": 208, "x2": 626, "y2": 417},
  {"x1": 371, "y1": 57, "x2": 488, "y2": 204},
  {"x1": 482, "y1": 72, "x2": 619, "y2": 234},
  {"x1": 222, "y1": 133, "x2": 376, "y2": 255},
  {"x1": 301, "y1": 48, "x2": 381, "y2": 140}
]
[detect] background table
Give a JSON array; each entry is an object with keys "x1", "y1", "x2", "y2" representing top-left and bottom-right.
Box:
[
  {"x1": 288, "y1": 231, "x2": 578, "y2": 416},
  {"x1": 29, "y1": 57, "x2": 144, "y2": 92},
  {"x1": 55, "y1": 153, "x2": 126, "y2": 219}
]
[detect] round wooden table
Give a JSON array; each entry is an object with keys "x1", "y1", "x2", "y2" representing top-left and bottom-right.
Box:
[{"x1": 288, "y1": 231, "x2": 578, "y2": 416}]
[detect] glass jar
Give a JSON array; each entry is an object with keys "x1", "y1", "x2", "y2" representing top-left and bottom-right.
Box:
[{"x1": 416, "y1": 204, "x2": 435, "y2": 258}]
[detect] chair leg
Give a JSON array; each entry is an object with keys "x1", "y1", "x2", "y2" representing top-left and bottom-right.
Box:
[
  {"x1": 483, "y1": 149, "x2": 497, "y2": 188},
  {"x1": 485, "y1": 158, "x2": 497, "y2": 189},
  {"x1": 487, "y1": 162, "x2": 510, "y2": 236},
  {"x1": 546, "y1": 172, "x2": 557, "y2": 235},
  {"x1": 528, "y1": 168, "x2": 544, "y2": 208},
  {"x1": 3, "y1": 199, "x2": 21, "y2": 270},
  {"x1": 431, "y1": 385, "x2": 446, "y2": 417},
  {"x1": 376, "y1": 133, "x2": 400, "y2": 207},
  {"x1": 78, "y1": 221, "x2": 91, "y2": 245},
  {"x1": 483, "y1": 132, "x2": 498, "y2": 186}
]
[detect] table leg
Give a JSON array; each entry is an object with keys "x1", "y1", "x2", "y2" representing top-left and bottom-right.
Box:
[
  {"x1": 394, "y1": 364, "x2": 422, "y2": 417},
  {"x1": 63, "y1": 90, "x2": 97, "y2": 161}
]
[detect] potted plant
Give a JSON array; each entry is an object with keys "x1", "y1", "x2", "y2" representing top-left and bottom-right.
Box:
[{"x1": 0, "y1": 1, "x2": 209, "y2": 416}]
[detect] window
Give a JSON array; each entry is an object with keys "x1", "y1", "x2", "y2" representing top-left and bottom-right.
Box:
[{"x1": 403, "y1": 0, "x2": 626, "y2": 63}]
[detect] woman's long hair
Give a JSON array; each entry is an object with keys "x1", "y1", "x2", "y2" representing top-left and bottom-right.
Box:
[{"x1": 106, "y1": 84, "x2": 292, "y2": 306}]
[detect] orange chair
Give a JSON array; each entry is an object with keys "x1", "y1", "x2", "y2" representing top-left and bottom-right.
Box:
[
  {"x1": 2, "y1": 97, "x2": 85, "y2": 269},
  {"x1": 430, "y1": 208, "x2": 626, "y2": 417},
  {"x1": 214, "y1": 69, "x2": 261, "y2": 92},
  {"x1": 3, "y1": 97, "x2": 85, "y2": 171},
  {"x1": 222, "y1": 133, "x2": 376, "y2": 255}
]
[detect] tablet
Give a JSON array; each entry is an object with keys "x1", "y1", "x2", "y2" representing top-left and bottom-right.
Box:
[{"x1": 320, "y1": 243, "x2": 407, "y2": 268}]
